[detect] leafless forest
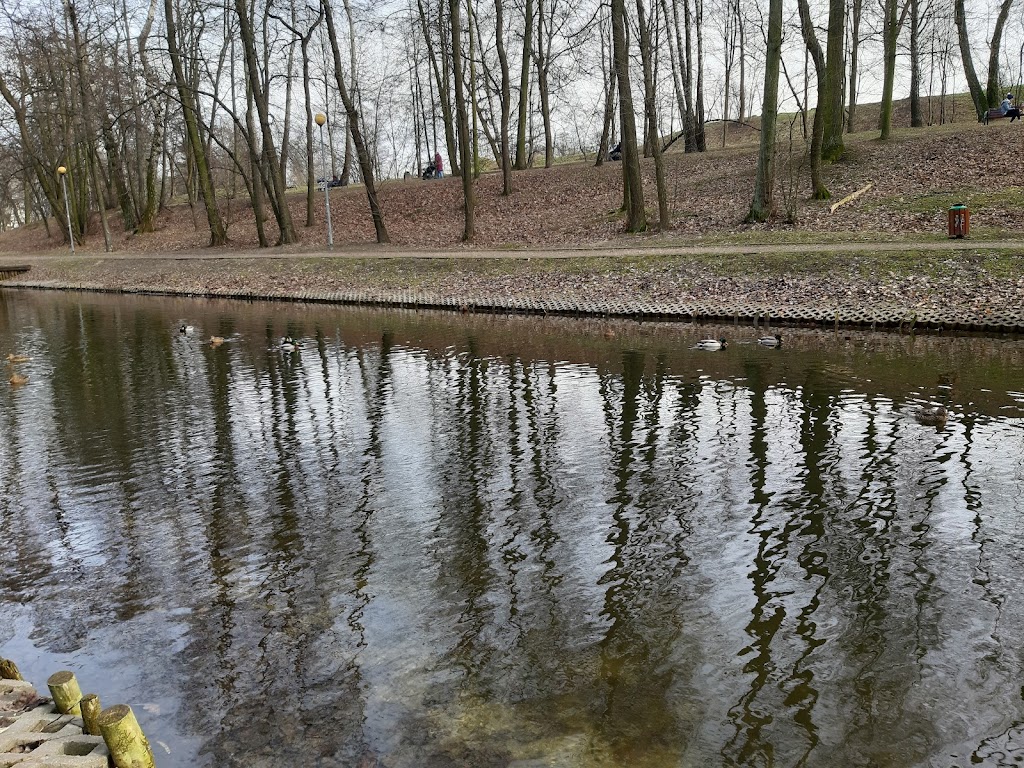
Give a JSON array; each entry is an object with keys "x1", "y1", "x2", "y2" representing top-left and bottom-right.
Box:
[{"x1": 0, "y1": 0, "x2": 1019, "y2": 245}]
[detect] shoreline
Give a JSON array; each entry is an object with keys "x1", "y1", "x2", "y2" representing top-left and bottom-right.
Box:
[{"x1": 2, "y1": 243, "x2": 1023, "y2": 334}]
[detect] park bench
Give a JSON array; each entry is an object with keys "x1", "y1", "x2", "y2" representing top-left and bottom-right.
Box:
[{"x1": 983, "y1": 108, "x2": 1011, "y2": 124}]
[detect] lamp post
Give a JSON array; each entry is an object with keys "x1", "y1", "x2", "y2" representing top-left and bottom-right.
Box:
[
  {"x1": 314, "y1": 113, "x2": 333, "y2": 250},
  {"x1": 57, "y1": 166, "x2": 74, "y2": 254}
]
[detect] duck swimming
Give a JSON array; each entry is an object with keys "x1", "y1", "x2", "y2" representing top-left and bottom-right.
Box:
[
  {"x1": 915, "y1": 405, "x2": 947, "y2": 427},
  {"x1": 9, "y1": 373, "x2": 28, "y2": 386},
  {"x1": 6, "y1": 354, "x2": 30, "y2": 364},
  {"x1": 210, "y1": 336, "x2": 225, "y2": 347},
  {"x1": 697, "y1": 338, "x2": 728, "y2": 350},
  {"x1": 280, "y1": 336, "x2": 297, "y2": 352},
  {"x1": 179, "y1": 324, "x2": 195, "y2": 335},
  {"x1": 757, "y1": 334, "x2": 782, "y2": 347}
]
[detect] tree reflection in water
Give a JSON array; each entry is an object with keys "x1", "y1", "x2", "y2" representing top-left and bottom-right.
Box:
[{"x1": 1, "y1": 290, "x2": 1023, "y2": 767}]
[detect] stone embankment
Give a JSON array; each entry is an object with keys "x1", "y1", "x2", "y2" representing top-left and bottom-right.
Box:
[
  {"x1": 2, "y1": 243, "x2": 1023, "y2": 333},
  {"x1": 0, "y1": 661, "x2": 154, "y2": 768},
  {"x1": 0, "y1": 677, "x2": 108, "y2": 768}
]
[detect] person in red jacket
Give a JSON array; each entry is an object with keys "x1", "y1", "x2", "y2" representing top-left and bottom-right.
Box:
[{"x1": 434, "y1": 151, "x2": 444, "y2": 179}]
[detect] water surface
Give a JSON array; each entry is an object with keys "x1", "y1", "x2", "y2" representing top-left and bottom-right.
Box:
[{"x1": 2, "y1": 289, "x2": 1023, "y2": 767}]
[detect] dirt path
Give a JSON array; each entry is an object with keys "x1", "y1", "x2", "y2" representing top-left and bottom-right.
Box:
[
  {"x1": 3, "y1": 237, "x2": 1022, "y2": 334},
  {"x1": 3, "y1": 238, "x2": 1023, "y2": 262}
]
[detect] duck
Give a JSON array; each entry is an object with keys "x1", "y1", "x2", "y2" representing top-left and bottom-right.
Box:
[
  {"x1": 757, "y1": 334, "x2": 782, "y2": 347},
  {"x1": 209, "y1": 336, "x2": 225, "y2": 347},
  {"x1": 279, "y1": 336, "x2": 297, "y2": 352},
  {"x1": 179, "y1": 324, "x2": 195, "y2": 335},
  {"x1": 6, "y1": 354, "x2": 30, "y2": 364},
  {"x1": 696, "y1": 338, "x2": 728, "y2": 350},
  {"x1": 9, "y1": 373, "x2": 28, "y2": 386},
  {"x1": 915, "y1": 405, "x2": 948, "y2": 427}
]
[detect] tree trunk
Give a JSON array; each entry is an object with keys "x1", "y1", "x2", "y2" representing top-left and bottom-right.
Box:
[
  {"x1": 165, "y1": 0, "x2": 227, "y2": 245},
  {"x1": 514, "y1": 0, "x2": 534, "y2": 169},
  {"x1": 636, "y1": 0, "x2": 668, "y2": 227},
  {"x1": 748, "y1": 0, "x2": 782, "y2": 222},
  {"x1": 494, "y1": 0, "x2": 513, "y2": 194},
  {"x1": 468, "y1": 0, "x2": 481, "y2": 177},
  {"x1": 847, "y1": 0, "x2": 862, "y2": 132},
  {"x1": 878, "y1": 0, "x2": 905, "y2": 139},
  {"x1": 417, "y1": 0, "x2": 460, "y2": 175},
  {"x1": 341, "y1": 0, "x2": 359, "y2": 184},
  {"x1": 323, "y1": 0, "x2": 391, "y2": 243},
  {"x1": 536, "y1": 0, "x2": 554, "y2": 167},
  {"x1": 796, "y1": 0, "x2": 829, "y2": 198},
  {"x1": 693, "y1": 0, "x2": 707, "y2": 151},
  {"x1": 820, "y1": 0, "x2": 845, "y2": 161},
  {"x1": 909, "y1": 0, "x2": 923, "y2": 127},
  {"x1": 245, "y1": 78, "x2": 269, "y2": 248},
  {"x1": 136, "y1": 0, "x2": 163, "y2": 233},
  {"x1": 954, "y1": 0, "x2": 987, "y2": 118},
  {"x1": 302, "y1": 37, "x2": 316, "y2": 226},
  {"x1": 234, "y1": 0, "x2": 297, "y2": 244},
  {"x1": 596, "y1": 17, "x2": 616, "y2": 167},
  {"x1": 611, "y1": 0, "x2": 646, "y2": 231},
  {"x1": 280, "y1": 35, "x2": 296, "y2": 182},
  {"x1": 448, "y1": 0, "x2": 475, "y2": 239},
  {"x1": 986, "y1": 0, "x2": 1016, "y2": 107},
  {"x1": 65, "y1": 0, "x2": 113, "y2": 252}
]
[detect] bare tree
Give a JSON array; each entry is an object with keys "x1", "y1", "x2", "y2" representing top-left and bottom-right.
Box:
[
  {"x1": 449, "y1": 0, "x2": 475, "y2": 238},
  {"x1": 165, "y1": 0, "x2": 227, "y2": 245},
  {"x1": 636, "y1": 0, "x2": 668, "y2": 227},
  {"x1": 323, "y1": 0, "x2": 390, "y2": 242},
  {"x1": 748, "y1": 0, "x2": 782, "y2": 221},
  {"x1": 611, "y1": 0, "x2": 645, "y2": 231}
]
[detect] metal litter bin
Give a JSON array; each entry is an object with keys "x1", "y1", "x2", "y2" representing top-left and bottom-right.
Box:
[{"x1": 948, "y1": 203, "x2": 969, "y2": 238}]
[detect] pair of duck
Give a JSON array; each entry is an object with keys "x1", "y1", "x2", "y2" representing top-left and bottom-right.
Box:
[
  {"x1": 182, "y1": 326, "x2": 227, "y2": 347},
  {"x1": 696, "y1": 334, "x2": 781, "y2": 351}
]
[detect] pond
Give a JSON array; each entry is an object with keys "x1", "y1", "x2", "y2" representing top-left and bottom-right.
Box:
[{"x1": 1, "y1": 289, "x2": 1023, "y2": 767}]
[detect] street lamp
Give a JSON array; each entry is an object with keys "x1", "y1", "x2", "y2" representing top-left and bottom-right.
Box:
[
  {"x1": 57, "y1": 166, "x2": 74, "y2": 254},
  {"x1": 314, "y1": 112, "x2": 333, "y2": 251}
]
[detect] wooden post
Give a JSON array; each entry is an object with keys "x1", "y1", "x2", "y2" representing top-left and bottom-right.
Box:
[
  {"x1": 0, "y1": 658, "x2": 23, "y2": 680},
  {"x1": 81, "y1": 694, "x2": 102, "y2": 736},
  {"x1": 46, "y1": 671, "x2": 84, "y2": 715},
  {"x1": 98, "y1": 704, "x2": 156, "y2": 768}
]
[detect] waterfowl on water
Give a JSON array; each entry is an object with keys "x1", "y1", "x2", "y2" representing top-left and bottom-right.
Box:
[
  {"x1": 179, "y1": 324, "x2": 195, "y2": 335},
  {"x1": 915, "y1": 405, "x2": 948, "y2": 427},
  {"x1": 210, "y1": 336, "x2": 225, "y2": 347},
  {"x1": 9, "y1": 373, "x2": 28, "y2": 386},
  {"x1": 758, "y1": 334, "x2": 782, "y2": 347},
  {"x1": 697, "y1": 338, "x2": 728, "y2": 350},
  {"x1": 280, "y1": 336, "x2": 297, "y2": 352},
  {"x1": 6, "y1": 354, "x2": 30, "y2": 364}
]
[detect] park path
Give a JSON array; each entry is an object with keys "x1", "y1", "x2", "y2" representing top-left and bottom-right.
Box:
[{"x1": 3, "y1": 238, "x2": 1024, "y2": 262}]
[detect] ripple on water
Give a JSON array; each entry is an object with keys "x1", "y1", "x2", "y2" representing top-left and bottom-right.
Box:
[{"x1": 2, "y1": 293, "x2": 1024, "y2": 767}]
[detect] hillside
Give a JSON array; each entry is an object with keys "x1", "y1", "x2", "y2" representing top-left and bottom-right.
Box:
[{"x1": 2, "y1": 100, "x2": 1021, "y2": 255}]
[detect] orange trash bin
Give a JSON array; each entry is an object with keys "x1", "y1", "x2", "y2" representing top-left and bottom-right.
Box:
[{"x1": 948, "y1": 204, "x2": 969, "y2": 238}]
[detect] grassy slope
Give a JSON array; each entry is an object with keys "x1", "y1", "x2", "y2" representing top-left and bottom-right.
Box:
[{"x1": 2, "y1": 94, "x2": 1021, "y2": 255}]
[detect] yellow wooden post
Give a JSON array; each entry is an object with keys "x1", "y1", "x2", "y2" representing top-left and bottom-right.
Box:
[
  {"x1": 47, "y1": 671, "x2": 84, "y2": 715},
  {"x1": 97, "y1": 704, "x2": 156, "y2": 768},
  {"x1": 0, "y1": 658, "x2": 23, "y2": 681},
  {"x1": 81, "y1": 693, "x2": 102, "y2": 736}
]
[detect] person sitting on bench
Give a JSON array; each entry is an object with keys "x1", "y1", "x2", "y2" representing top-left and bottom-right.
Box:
[{"x1": 1000, "y1": 93, "x2": 1021, "y2": 122}]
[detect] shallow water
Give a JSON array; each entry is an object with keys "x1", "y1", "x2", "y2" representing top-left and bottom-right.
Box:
[{"x1": 1, "y1": 289, "x2": 1023, "y2": 767}]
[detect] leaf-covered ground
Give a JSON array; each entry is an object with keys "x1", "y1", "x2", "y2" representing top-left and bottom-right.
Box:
[{"x1": 2, "y1": 116, "x2": 1023, "y2": 255}]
